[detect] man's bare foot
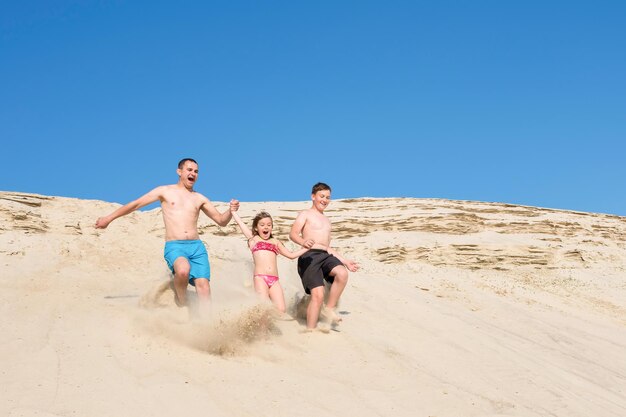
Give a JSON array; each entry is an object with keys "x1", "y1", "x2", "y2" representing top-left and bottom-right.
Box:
[
  {"x1": 174, "y1": 292, "x2": 186, "y2": 307},
  {"x1": 169, "y1": 280, "x2": 187, "y2": 307}
]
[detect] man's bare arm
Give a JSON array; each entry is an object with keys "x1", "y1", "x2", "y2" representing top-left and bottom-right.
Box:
[
  {"x1": 95, "y1": 187, "x2": 163, "y2": 229},
  {"x1": 201, "y1": 198, "x2": 238, "y2": 227}
]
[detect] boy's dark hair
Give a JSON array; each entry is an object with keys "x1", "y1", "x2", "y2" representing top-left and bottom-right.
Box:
[
  {"x1": 311, "y1": 182, "x2": 331, "y2": 194},
  {"x1": 178, "y1": 158, "x2": 198, "y2": 169}
]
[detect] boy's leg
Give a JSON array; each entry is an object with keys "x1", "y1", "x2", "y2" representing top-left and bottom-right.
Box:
[
  {"x1": 173, "y1": 257, "x2": 191, "y2": 306},
  {"x1": 326, "y1": 265, "x2": 348, "y2": 310},
  {"x1": 307, "y1": 286, "x2": 325, "y2": 329}
]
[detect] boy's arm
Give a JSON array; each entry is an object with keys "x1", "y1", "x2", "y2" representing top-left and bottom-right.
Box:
[
  {"x1": 231, "y1": 211, "x2": 254, "y2": 240},
  {"x1": 328, "y1": 247, "x2": 360, "y2": 272},
  {"x1": 95, "y1": 187, "x2": 163, "y2": 229},
  {"x1": 201, "y1": 198, "x2": 239, "y2": 227},
  {"x1": 289, "y1": 211, "x2": 315, "y2": 248},
  {"x1": 277, "y1": 241, "x2": 309, "y2": 259}
]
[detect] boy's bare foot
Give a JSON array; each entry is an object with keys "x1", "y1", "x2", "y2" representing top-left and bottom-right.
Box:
[{"x1": 321, "y1": 306, "x2": 342, "y2": 324}]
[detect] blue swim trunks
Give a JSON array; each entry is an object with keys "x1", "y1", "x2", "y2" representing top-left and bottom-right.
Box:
[{"x1": 163, "y1": 240, "x2": 211, "y2": 286}]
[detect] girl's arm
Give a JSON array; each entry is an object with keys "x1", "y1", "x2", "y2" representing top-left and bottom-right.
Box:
[
  {"x1": 231, "y1": 211, "x2": 254, "y2": 240},
  {"x1": 277, "y1": 240, "x2": 309, "y2": 259}
]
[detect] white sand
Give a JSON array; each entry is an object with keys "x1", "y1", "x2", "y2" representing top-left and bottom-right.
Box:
[{"x1": 1, "y1": 191, "x2": 625, "y2": 417}]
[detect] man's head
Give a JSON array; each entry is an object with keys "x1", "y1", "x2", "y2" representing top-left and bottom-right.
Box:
[
  {"x1": 311, "y1": 182, "x2": 332, "y2": 212},
  {"x1": 177, "y1": 158, "x2": 199, "y2": 190},
  {"x1": 178, "y1": 158, "x2": 198, "y2": 169}
]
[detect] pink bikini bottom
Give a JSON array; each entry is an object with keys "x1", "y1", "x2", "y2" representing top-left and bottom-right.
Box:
[{"x1": 254, "y1": 274, "x2": 279, "y2": 288}]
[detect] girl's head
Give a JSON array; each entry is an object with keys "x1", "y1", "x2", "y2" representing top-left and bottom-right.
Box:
[{"x1": 252, "y1": 211, "x2": 274, "y2": 240}]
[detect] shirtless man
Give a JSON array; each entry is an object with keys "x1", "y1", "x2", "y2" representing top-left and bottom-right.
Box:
[
  {"x1": 95, "y1": 158, "x2": 238, "y2": 307},
  {"x1": 289, "y1": 182, "x2": 359, "y2": 330}
]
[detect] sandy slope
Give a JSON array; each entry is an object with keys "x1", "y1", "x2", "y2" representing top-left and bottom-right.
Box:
[{"x1": 1, "y1": 191, "x2": 625, "y2": 417}]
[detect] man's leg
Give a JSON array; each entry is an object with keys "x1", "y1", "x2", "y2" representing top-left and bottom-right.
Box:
[
  {"x1": 193, "y1": 278, "x2": 211, "y2": 302},
  {"x1": 193, "y1": 278, "x2": 211, "y2": 318},
  {"x1": 307, "y1": 286, "x2": 325, "y2": 329},
  {"x1": 173, "y1": 257, "x2": 191, "y2": 306}
]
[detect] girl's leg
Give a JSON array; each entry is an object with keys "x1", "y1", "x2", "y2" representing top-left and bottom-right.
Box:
[
  {"x1": 253, "y1": 276, "x2": 271, "y2": 300},
  {"x1": 267, "y1": 281, "x2": 286, "y2": 313}
]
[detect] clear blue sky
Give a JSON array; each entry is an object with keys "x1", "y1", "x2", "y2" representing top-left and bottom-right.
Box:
[{"x1": 2, "y1": 1, "x2": 625, "y2": 215}]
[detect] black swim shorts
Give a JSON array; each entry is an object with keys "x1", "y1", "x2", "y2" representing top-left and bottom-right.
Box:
[{"x1": 297, "y1": 249, "x2": 343, "y2": 294}]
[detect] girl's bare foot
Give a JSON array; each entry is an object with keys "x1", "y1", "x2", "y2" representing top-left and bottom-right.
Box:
[{"x1": 300, "y1": 326, "x2": 330, "y2": 334}]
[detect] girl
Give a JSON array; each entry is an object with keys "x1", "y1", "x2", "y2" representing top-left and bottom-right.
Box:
[{"x1": 231, "y1": 210, "x2": 308, "y2": 313}]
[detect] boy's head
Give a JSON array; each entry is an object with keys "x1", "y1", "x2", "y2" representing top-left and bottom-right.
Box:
[
  {"x1": 311, "y1": 182, "x2": 331, "y2": 195},
  {"x1": 311, "y1": 182, "x2": 331, "y2": 212}
]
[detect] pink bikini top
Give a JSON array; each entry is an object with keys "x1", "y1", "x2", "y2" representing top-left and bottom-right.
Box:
[{"x1": 251, "y1": 240, "x2": 279, "y2": 255}]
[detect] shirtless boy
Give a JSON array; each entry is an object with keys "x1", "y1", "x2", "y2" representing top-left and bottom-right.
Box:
[
  {"x1": 95, "y1": 158, "x2": 239, "y2": 307},
  {"x1": 289, "y1": 182, "x2": 359, "y2": 330}
]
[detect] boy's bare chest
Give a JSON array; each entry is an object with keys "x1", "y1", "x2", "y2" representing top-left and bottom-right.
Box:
[{"x1": 307, "y1": 214, "x2": 331, "y2": 231}]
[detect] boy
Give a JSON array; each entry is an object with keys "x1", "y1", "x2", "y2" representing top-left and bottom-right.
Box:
[
  {"x1": 289, "y1": 182, "x2": 359, "y2": 330},
  {"x1": 95, "y1": 158, "x2": 238, "y2": 308}
]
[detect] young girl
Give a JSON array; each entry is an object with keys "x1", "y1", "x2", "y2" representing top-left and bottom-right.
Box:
[{"x1": 231, "y1": 210, "x2": 308, "y2": 313}]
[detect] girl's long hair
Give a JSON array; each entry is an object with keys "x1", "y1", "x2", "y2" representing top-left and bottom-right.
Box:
[{"x1": 251, "y1": 211, "x2": 274, "y2": 239}]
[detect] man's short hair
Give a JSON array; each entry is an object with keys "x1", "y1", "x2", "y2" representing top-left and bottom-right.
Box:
[
  {"x1": 178, "y1": 158, "x2": 198, "y2": 169},
  {"x1": 311, "y1": 182, "x2": 331, "y2": 194}
]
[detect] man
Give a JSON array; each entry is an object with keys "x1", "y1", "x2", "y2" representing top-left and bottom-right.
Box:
[{"x1": 95, "y1": 158, "x2": 238, "y2": 307}]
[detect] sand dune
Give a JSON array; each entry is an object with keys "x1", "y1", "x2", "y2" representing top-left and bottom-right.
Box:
[{"x1": 1, "y1": 191, "x2": 625, "y2": 417}]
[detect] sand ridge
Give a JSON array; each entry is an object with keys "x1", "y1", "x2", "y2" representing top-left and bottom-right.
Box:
[{"x1": 1, "y1": 191, "x2": 625, "y2": 417}]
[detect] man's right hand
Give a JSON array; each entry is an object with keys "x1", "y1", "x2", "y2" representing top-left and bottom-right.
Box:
[{"x1": 95, "y1": 217, "x2": 111, "y2": 229}]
